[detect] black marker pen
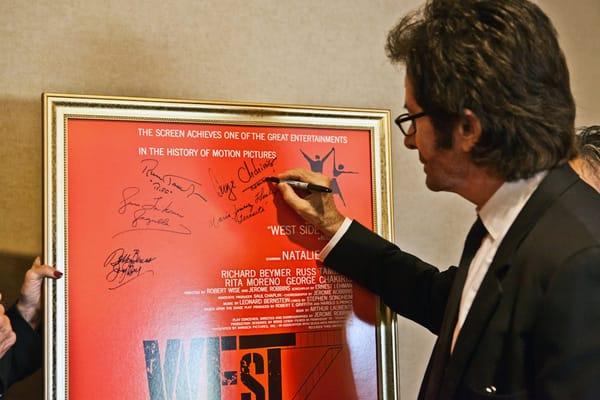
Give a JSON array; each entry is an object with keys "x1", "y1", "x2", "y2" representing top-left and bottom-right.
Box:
[{"x1": 265, "y1": 177, "x2": 332, "y2": 193}]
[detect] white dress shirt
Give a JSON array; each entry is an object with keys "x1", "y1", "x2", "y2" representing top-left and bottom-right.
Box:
[
  {"x1": 318, "y1": 172, "x2": 548, "y2": 352},
  {"x1": 450, "y1": 171, "x2": 546, "y2": 351}
]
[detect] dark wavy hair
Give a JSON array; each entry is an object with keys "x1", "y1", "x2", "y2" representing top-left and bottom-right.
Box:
[
  {"x1": 576, "y1": 125, "x2": 600, "y2": 176},
  {"x1": 386, "y1": 0, "x2": 576, "y2": 180}
]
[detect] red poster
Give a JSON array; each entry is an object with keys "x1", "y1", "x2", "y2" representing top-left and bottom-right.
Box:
[{"x1": 65, "y1": 118, "x2": 379, "y2": 399}]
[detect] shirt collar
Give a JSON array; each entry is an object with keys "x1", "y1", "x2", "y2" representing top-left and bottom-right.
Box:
[{"x1": 478, "y1": 171, "x2": 548, "y2": 242}]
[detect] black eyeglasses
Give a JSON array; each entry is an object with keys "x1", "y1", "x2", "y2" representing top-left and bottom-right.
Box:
[{"x1": 395, "y1": 111, "x2": 427, "y2": 136}]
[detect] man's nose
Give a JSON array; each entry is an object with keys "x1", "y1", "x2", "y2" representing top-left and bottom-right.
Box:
[{"x1": 404, "y1": 133, "x2": 417, "y2": 150}]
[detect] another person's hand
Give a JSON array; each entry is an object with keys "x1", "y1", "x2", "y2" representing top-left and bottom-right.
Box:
[
  {"x1": 16, "y1": 257, "x2": 62, "y2": 330},
  {"x1": 0, "y1": 294, "x2": 16, "y2": 358},
  {"x1": 275, "y1": 168, "x2": 346, "y2": 239}
]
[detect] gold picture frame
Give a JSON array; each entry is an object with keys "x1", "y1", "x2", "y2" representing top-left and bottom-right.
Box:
[{"x1": 44, "y1": 94, "x2": 397, "y2": 400}]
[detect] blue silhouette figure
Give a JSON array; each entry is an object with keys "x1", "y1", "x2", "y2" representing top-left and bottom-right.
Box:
[
  {"x1": 330, "y1": 150, "x2": 358, "y2": 207},
  {"x1": 300, "y1": 147, "x2": 334, "y2": 173}
]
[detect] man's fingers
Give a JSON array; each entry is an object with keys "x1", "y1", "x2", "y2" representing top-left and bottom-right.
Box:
[
  {"x1": 277, "y1": 168, "x2": 331, "y2": 186},
  {"x1": 278, "y1": 182, "x2": 311, "y2": 211}
]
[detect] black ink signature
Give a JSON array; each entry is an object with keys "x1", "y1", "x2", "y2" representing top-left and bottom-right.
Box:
[
  {"x1": 115, "y1": 187, "x2": 191, "y2": 237},
  {"x1": 254, "y1": 187, "x2": 273, "y2": 204},
  {"x1": 204, "y1": 157, "x2": 274, "y2": 227},
  {"x1": 151, "y1": 181, "x2": 173, "y2": 195},
  {"x1": 104, "y1": 248, "x2": 156, "y2": 290},
  {"x1": 232, "y1": 202, "x2": 265, "y2": 224},
  {"x1": 141, "y1": 159, "x2": 207, "y2": 202},
  {"x1": 208, "y1": 202, "x2": 265, "y2": 228},
  {"x1": 208, "y1": 212, "x2": 232, "y2": 229},
  {"x1": 118, "y1": 187, "x2": 184, "y2": 217},
  {"x1": 208, "y1": 168, "x2": 238, "y2": 201},
  {"x1": 242, "y1": 177, "x2": 268, "y2": 193},
  {"x1": 237, "y1": 157, "x2": 277, "y2": 184}
]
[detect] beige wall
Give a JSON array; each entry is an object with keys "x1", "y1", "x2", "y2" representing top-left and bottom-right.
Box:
[{"x1": 1, "y1": 0, "x2": 598, "y2": 399}]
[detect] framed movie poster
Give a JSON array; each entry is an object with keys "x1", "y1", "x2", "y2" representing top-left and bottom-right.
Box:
[{"x1": 43, "y1": 94, "x2": 397, "y2": 400}]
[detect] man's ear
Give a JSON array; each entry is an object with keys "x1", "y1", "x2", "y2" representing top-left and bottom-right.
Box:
[{"x1": 456, "y1": 109, "x2": 482, "y2": 152}]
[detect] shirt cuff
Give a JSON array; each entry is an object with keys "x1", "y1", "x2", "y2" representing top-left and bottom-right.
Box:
[{"x1": 318, "y1": 217, "x2": 353, "y2": 261}]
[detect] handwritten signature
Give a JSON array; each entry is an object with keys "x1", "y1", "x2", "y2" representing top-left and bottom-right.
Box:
[
  {"x1": 206, "y1": 158, "x2": 275, "y2": 228},
  {"x1": 237, "y1": 157, "x2": 277, "y2": 184},
  {"x1": 104, "y1": 248, "x2": 156, "y2": 290},
  {"x1": 208, "y1": 168, "x2": 238, "y2": 201},
  {"x1": 234, "y1": 202, "x2": 265, "y2": 223},
  {"x1": 207, "y1": 158, "x2": 278, "y2": 201},
  {"x1": 114, "y1": 187, "x2": 191, "y2": 237},
  {"x1": 209, "y1": 201, "x2": 265, "y2": 228},
  {"x1": 254, "y1": 187, "x2": 273, "y2": 204},
  {"x1": 141, "y1": 159, "x2": 207, "y2": 202}
]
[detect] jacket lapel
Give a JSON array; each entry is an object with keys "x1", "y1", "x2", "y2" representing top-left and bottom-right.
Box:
[{"x1": 438, "y1": 164, "x2": 579, "y2": 399}]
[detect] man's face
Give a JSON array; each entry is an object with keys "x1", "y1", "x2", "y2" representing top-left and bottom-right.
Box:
[{"x1": 403, "y1": 77, "x2": 469, "y2": 193}]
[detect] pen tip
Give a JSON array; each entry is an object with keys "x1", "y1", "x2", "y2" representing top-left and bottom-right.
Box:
[{"x1": 265, "y1": 177, "x2": 279, "y2": 183}]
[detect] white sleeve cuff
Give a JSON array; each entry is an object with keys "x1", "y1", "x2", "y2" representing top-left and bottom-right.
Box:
[{"x1": 318, "y1": 217, "x2": 353, "y2": 261}]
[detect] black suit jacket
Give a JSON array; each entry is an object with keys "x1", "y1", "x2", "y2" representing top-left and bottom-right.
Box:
[
  {"x1": 0, "y1": 305, "x2": 42, "y2": 396},
  {"x1": 324, "y1": 165, "x2": 600, "y2": 399}
]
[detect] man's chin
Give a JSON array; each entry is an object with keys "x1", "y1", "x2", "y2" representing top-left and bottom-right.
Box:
[{"x1": 424, "y1": 175, "x2": 444, "y2": 192}]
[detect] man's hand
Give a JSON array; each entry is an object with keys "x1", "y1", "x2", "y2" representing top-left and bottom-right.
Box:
[
  {"x1": 275, "y1": 169, "x2": 346, "y2": 239},
  {"x1": 0, "y1": 294, "x2": 16, "y2": 358},
  {"x1": 16, "y1": 257, "x2": 62, "y2": 330}
]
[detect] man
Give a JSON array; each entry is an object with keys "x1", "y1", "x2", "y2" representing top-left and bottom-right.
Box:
[
  {"x1": 272, "y1": 0, "x2": 600, "y2": 399},
  {"x1": 0, "y1": 258, "x2": 61, "y2": 396},
  {"x1": 570, "y1": 126, "x2": 600, "y2": 191}
]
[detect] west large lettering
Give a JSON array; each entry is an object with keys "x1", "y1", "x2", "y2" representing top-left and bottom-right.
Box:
[{"x1": 143, "y1": 333, "x2": 293, "y2": 400}]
